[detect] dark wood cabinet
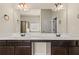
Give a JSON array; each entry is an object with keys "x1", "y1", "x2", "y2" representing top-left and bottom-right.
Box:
[
  {"x1": 0, "y1": 40, "x2": 79, "y2": 55},
  {"x1": 68, "y1": 41, "x2": 79, "y2": 55},
  {"x1": 51, "y1": 47, "x2": 68, "y2": 55},
  {"x1": 15, "y1": 46, "x2": 31, "y2": 55},
  {"x1": 0, "y1": 40, "x2": 6, "y2": 46},
  {"x1": 14, "y1": 40, "x2": 32, "y2": 55},
  {"x1": 0, "y1": 46, "x2": 14, "y2": 55},
  {"x1": 51, "y1": 40, "x2": 77, "y2": 55},
  {"x1": 0, "y1": 40, "x2": 32, "y2": 55},
  {"x1": 69, "y1": 47, "x2": 79, "y2": 55},
  {"x1": 51, "y1": 40, "x2": 68, "y2": 55}
]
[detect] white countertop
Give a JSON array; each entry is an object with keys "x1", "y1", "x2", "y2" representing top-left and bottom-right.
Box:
[{"x1": 0, "y1": 33, "x2": 79, "y2": 40}]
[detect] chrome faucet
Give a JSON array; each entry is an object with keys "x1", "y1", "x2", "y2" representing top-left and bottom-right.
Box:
[
  {"x1": 56, "y1": 33, "x2": 61, "y2": 37},
  {"x1": 21, "y1": 33, "x2": 25, "y2": 37}
]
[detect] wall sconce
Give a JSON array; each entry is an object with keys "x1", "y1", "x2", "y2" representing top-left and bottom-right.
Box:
[{"x1": 4, "y1": 14, "x2": 9, "y2": 21}]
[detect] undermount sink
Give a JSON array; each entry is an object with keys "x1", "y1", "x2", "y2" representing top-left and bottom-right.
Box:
[
  {"x1": 11, "y1": 33, "x2": 30, "y2": 38},
  {"x1": 58, "y1": 33, "x2": 79, "y2": 39}
]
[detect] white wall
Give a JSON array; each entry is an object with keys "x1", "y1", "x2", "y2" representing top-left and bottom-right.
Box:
[
  {"x1": 67, "y1": 3, "x2": 79, "y2": 33},
  {"x1": 57, "y1": 5, "x2": 67, "y2": 33},
  {"x1": 56, "y1": 3, "x2": 79, "y2": 33},
  {"x1": 13, "y1": 9, "x2": 20, "y2": 33},
  {"x1": 0, "y1": 7, "x2": 20, "y2": 33},
  {"x1": 52, "y1": 4, "x2": 67, "y2": 33},
  {"x1": 0, "y1": 7, "x2": 14, "y2": 33}
]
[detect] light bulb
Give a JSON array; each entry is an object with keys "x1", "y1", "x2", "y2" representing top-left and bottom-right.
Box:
[{"x1": 17, "y1": 3, "x2": 30, "y2": 11}]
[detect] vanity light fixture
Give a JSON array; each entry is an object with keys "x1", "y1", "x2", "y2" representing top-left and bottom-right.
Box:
[
  {"x1": 4, "y1": 14, "x2": 9, "y2": 21},
  {"x1": 52, "y1": 3, "x2": 64, "y2": 11},
  {"x1": 17, "y1": 3, "x2": 30, "y2": 11}
]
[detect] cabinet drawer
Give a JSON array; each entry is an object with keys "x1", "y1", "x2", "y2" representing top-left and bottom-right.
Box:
[
  {"x1": 6, "y1": 40, "x2": 31, "y2": 46},
  {"x1": 51, "y1": 47, "x2": 68, "y2": 55},
  {"x1": 16, "y1": 40, "x2": 31, "y2": 46},
  {"x1": 15, "y1": 46, "x2": 31, "y2": 55},
  {"x1": 51, "y1": 40, "x2": 76, "y2": 47},
  {"x1": 69, "y1": 47, "x2": 79, "y2": 55},
  {"x1": 0, "y1": 46, "x2": 14, "y2": 55},
  {"x1": 0, "y1": 40, "x2": 6, "y2": 46}
]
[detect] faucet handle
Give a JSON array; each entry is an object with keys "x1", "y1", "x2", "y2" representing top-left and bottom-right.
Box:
[
  {"x1": 56, "y1": 33, "x2": 61, "y2": 37},
  {"x1": 21, "y1": 33, "x2": 25, "y2": 37}
]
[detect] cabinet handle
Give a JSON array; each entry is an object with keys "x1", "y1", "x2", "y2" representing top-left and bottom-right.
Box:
[
  {"x1": 25, "y1": 41, "x2": 30, "y2": 42},
  {"x1": 16, "y1": 46, "x2": 31, "y2": 47},
  {"x1": 76, "y1": 41, "x2": 78, "y2": 46}
]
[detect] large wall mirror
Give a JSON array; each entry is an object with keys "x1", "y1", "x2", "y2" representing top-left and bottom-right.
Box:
[
  {"x1": 19, "y1": 9, "x2": 41, "y2": 33},
  {"x1": 18, "y1": 3, "x2": 67, "y2": 33},
  {"x1": 19, "y1": 3, "x2": 67, "y2": 33}
]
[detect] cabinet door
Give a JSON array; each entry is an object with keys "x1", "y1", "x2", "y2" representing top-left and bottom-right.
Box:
[
  {"x1": 0, "y1": 46, "x2": 14, "y2": 55},
  {"x1": 69, "y1": 47, "x2": 79, "y2": 55},
  {"x1": 51, "y1": 47, "x2": 68, "y2": 55},
  {"x1": 15, "y1": 46, "x2": 31, "y2": 55},
  {"x1": 51, "y1": 40, "x2": 76, "y2": 47}
]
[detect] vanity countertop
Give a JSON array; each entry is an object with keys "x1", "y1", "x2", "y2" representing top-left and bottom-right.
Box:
[{"x1": 0, "y1": 33, "x2": 79, "y2": 40}]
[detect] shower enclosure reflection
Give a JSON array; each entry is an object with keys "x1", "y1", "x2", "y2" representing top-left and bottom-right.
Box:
[{"x1": 20, "y1": 9, "x2": 41, "y2": 33}]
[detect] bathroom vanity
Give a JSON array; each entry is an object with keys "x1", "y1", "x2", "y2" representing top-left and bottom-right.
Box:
[
  {"x1": 0, "y1": 3, "x2": 79, "y2": 55},
  {"x1": 0, "y1": 40, "x2": 31, "y2": 55},
  {"x1": 0, "y1": 33, "x2": 79, "y2": 55},
  {"x1": 0, "y1": 40, "x2": 79, "y2": 55}
]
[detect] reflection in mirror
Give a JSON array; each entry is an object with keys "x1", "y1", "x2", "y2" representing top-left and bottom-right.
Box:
[
  {"x1": 20, "y1": 9, "x2": 41, "y2": 33},
  {"x1": 19, "y1": 3, "x2": 66, "y2": 33}
]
